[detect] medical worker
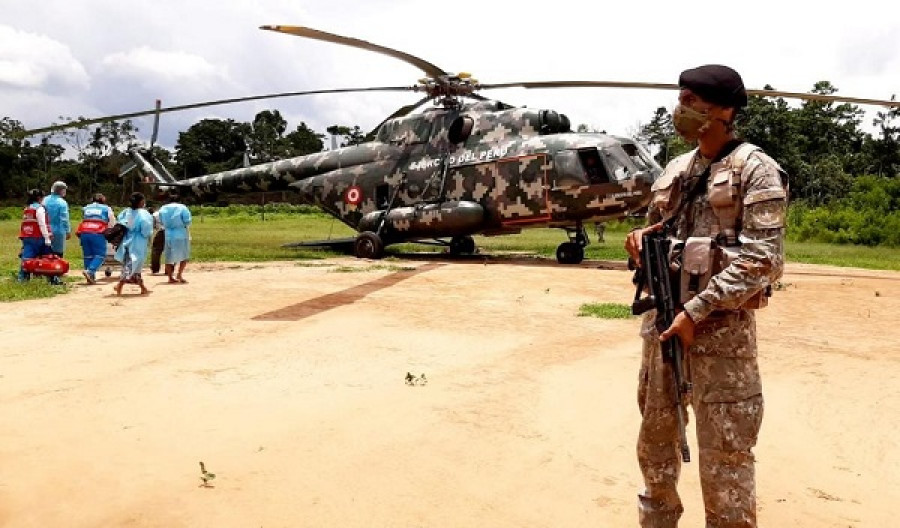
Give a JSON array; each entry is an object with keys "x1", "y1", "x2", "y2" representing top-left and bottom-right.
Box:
[
  {"x1": 42, "y1": 180, "x2": 71, "y2": 257},
  {"x1": 18, "y1": 189, "x2": 52, "y2": 282},
  {"x1": 76, "y1": 193, "x2": 116, "y2": 284}
]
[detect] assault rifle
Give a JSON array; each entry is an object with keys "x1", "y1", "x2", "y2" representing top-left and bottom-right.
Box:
[{"x1": 630, "y1": 229, "x2": 692, "y2": 463}]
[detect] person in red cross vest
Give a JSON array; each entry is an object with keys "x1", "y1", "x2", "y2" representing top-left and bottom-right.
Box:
[
  {"x1": 18, "y1": 189, "x2": 53, "y2": 282},
  {"x1": 76, "y1": 193, "x2": 116, "y2": 284}
]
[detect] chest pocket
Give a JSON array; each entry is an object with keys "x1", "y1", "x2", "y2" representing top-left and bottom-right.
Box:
[
  {"x1": 650, "y1": 172, "x2": 681, "y2": 219},
  {"x1": 707, "y1": 164, "x2": 743, "y2": 244}
]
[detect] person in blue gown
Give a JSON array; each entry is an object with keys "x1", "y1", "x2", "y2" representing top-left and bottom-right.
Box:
[
  {"x1": 157, "y1": 193, "x2": 193, "y2": 283},
  {"x1": 114, "y1": 192, "x2": 153, "y2": 295}
]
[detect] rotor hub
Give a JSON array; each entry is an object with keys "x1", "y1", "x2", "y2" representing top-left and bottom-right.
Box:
[{"x1": 415, "y1": 73, "x2": 480, "y2": 106}]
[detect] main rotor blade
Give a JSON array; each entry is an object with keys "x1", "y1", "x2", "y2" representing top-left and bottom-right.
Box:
[
  {"x1": 261, "y1": 25, "x2": 447, "y2": 78},
  {"x1": 478, "y1": 81, "x2": 900, "y2": 108},
  {"x1": 22, "y1": 86, "x2": 414, "y2": 136}
]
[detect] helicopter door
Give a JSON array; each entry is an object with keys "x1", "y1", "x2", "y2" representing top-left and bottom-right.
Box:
[
  {"x1": 494, "y1": 154, "x2": 551, "y2": 224},
  {"x1": 375, "y1": 184, "x2": 391, "y2": 209}
]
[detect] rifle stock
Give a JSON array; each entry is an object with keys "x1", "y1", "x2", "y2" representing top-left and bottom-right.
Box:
[{"x1": 631, "y1": 230, "x2": 692, "y2": 463}]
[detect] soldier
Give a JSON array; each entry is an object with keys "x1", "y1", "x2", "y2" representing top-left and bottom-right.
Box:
[{"x1": 625, "y1": 64, "x2": 787, "y2": 528}]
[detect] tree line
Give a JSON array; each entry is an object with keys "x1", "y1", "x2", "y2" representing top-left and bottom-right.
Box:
[
  {"x1": 0, "y1": 110, "x2": 365, "y2": 205},
  {"x1": 636, "y1": 81, "x2": 899, "y2": 204},
  {"x1": 635, "y1": 81, "x2": 899, "y2": 246},
  {"x1": 2, "y1": 83, "x2": 898, "y2": 244}
]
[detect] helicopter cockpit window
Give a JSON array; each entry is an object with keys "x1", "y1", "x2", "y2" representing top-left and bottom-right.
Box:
[
  {"x1": 620, "y1": 141, "x2": 661, "y2": 173},
  {"x1": 578, "y1": 148, "x2": 612, "y2": 184},
  {"x1": 602, "y1": 149, "x2": 631, "y2": 182}
]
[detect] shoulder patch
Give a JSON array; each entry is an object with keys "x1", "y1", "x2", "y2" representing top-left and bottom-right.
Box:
[{"x1": 744, "y1": 199, "x2": 786, "y2": 229}]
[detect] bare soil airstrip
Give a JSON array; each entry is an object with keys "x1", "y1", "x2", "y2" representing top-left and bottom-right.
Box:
[{"x1": 1, "y1": 255, "x2": 898, "y2": 527}]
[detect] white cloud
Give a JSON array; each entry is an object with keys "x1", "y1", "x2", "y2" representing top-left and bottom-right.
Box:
[
  {"x1": 100, "y1": 47, "x2": 229, "y2": 86},
  {"x1": 0, "y1": 25, "x2": 89, "y2": 92},
  {"x1": 3, "y1": 0, "x2": 898, "y2": 147}
]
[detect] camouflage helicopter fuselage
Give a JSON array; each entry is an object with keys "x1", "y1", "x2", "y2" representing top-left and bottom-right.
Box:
[{"x1": 172, "y1": 99, "x2": 659, "y2": 252}]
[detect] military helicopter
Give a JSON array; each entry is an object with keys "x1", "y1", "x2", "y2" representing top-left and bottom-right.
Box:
[{"x1": 23, "y1": 25, "x2": 900, "y2": 264}]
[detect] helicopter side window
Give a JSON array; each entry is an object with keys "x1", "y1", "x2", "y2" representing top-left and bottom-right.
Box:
[
  {"x1": 375, "y1": 121, "x2": 397, "y2": 143},
  {"x1": 551, "y1": 150, "x2": 588, "y2": 187},
  {"x1": 376, "y1": 184, "x2": 391, "y2": 209},
  {"x1": 376, "y1": 117, "x2": 433, "y2": 145},
  {"x1": 578, "y1": 148, "x2": 611, "y2": 184}
]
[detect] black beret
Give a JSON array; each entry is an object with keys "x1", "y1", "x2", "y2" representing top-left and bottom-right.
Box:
[{"x1": 678, "y1": 64, "x2": 748, "y2": 108}]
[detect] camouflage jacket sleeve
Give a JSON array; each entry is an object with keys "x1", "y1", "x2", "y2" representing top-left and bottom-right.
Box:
[
  {"x1": 645, "y1": 202, "x2": 663, "y2": 226},
  {"x1": 683, "y1": 154, "x2": 787, "y2": 322}
]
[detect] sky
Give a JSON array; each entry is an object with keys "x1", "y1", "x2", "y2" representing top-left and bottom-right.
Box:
[{"x1": 2, "y1": 0, "x2": 899, "y2": 151}]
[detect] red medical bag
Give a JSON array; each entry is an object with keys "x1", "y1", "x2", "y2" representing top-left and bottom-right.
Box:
[{"x1": 22, "y1": 254, "x2": 70, "y2": 277}]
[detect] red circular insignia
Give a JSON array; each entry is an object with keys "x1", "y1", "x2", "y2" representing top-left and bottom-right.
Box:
[{"x1": 344, "y1": 185, "x2": 363, "y2": 205}]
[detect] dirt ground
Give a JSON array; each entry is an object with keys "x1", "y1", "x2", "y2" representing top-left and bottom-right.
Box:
[{"x1": 1, "y1": 255, "x2": 898, "y2": 527}]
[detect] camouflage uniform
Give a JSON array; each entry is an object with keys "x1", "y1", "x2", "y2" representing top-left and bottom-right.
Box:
[{"x1": 637, "y1": 144, "x2": 786, "y2": 528}]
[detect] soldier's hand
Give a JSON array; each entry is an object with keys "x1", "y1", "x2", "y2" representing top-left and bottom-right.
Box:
[
  {"x1": 65, "y1": 233, "x2": 71, "y2": 240},
  {"x1": 624, "y1": 223, "x2": 663, "y2": 267},
  {"x1": 660, "y1": 311, "x2": 696, "y2": 348}
]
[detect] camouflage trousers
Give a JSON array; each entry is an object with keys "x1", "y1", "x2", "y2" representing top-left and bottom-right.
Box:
[{"x1": 637, "y1": 310, "x2": 763, "y2": 528}]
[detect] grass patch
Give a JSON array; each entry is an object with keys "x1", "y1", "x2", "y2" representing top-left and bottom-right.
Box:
[
  {"x1": 0, "y1": 273, "x2": 69, "y2": 302},
  {"x1": 2, "y1": 212, "x2": 899, "y2": 301},
  {"x1": 785, "y1": 242, "x2": 900, "y2": 271},
  {"x1": 294, "y1": 262, "x2": 335, "y2": 268},
  {"x1": 578, "y1": 302, "x2": 635, "y2": 319}
]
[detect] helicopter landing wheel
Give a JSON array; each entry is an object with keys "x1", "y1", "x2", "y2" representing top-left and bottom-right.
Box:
[
  {"x1": 556, "y1": 242, "x2": 584, "y2": 265},
  {"x1": 354, "y1": 231, "x2": 385, "y2": 259},
  {"x1": 449, "y1": 235, "x2": 476, "y2": 255}
]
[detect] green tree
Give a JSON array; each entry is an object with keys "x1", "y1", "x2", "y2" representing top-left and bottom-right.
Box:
[
  {"x1": 327, "y1": 125, "x2": 366, "y2": 147},
  {"x1": 174, "y1": 118, "x2": 252, "y2": 177},
  {"x1": 736, "y1": 85, "x2": 802, "y2": 180},
  {"x1": 635, "y1": 107, "x2": 692, "y2": 164},
  {"x1": 865, "y1": 97, "x2": 900, "y2": 177},
  {"x1": 248, "y1": 110, "x2": 288, "y2": 162},
  {"x1": 282, "y1": 122, "x2": 324, "y2": 156},
  {"x1": 49, "y1": 117, "x2": 139, "y2": 200},
  {"x1": 0, "y1": 118, "x2": 68, "y2": 200}
]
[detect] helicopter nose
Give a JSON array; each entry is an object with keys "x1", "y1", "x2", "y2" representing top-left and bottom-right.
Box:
[{"x1": 635, "y1": 169, "x2": 657, "y2": 186}]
